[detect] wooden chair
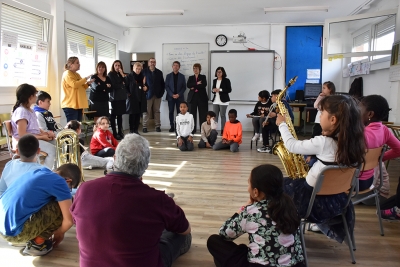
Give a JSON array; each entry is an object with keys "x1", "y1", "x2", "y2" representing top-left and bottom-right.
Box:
[
  {"x1": 3, "y1": 120, "x2": 48, "y2": 161},
  {"x1": 81, "y1": 109, "x2": 96, "y2": 143},
  {"x1": 300, "y1": 164, "x2": 361, "y2": 266},
  {"x1": 352, "y1": 146, "x2": 386, "y2": 236}
]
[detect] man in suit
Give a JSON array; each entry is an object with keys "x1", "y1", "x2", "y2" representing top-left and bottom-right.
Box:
[
  {"x1": 165, "y1": 61, "x2": 186, "y2": 132},
  {"x1": 143, "y1": 58, "x2": 165, "y2": 133}
]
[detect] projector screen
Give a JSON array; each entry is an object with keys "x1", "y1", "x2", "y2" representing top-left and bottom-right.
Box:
[{"x1": 210, "y1": 50, "x2": 275, "y2": 102}]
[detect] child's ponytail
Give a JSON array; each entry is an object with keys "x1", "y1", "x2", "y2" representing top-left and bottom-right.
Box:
[{"x1": 250, "y1": 165, "x2": 300, "y2": 235}]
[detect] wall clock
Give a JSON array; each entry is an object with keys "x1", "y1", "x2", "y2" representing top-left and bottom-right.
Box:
[{"x1": 215, "y1": 34, "x2": 227, "y2": 47}]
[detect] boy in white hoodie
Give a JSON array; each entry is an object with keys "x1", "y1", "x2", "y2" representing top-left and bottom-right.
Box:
[{"x1": 176, "y1": 101, "x2": 195, "y2": 151}]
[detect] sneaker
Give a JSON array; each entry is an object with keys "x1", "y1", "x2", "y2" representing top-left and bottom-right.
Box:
[
  {"x1": 169, "y1": 127, "x2": 175, "y2": 132},
  {"x1": 252, "y1": 133, "x2": 260, "y2": 141},
  {"x1": 166, "y1": 193, "x2": 175, "y2": 198},
  {"x1": 156, "y1": 127, "x2": 161, "y2": 132},
  {"x1": 259, "y1": 135, "x2": 263, "y2": 142},
  {"x1": 257, "y1": 146, "x2": 271, "y2": 153},
  {"x1": 380, "y1": 207, "x2": 400, "y2": 221},
  {"x1": 308, "y1": 223, "x2": 321, "y2": 232},
  {"x1": 8, "y1": 241, "x2": 27, "y2": 247},
  {"x1": 23, "y1": 239, "x2": 53, "y2": 256},
  {"x1": 118, "y1": 132, "x2": 125, "y2": 139},
  {"x1": 142, "y1": 128, "x2": 148, "y2": 133}
]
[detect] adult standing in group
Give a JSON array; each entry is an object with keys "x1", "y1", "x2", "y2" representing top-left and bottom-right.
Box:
[
  {"x1": 126, "y1": 62, "x2": 148, "y2": 134},
  {"x1": 211, "y1": 66, "x2": 232, "y2": 135},
  {"x1": 187, "y1": 63, "x2": 208, "y2": 133},
  {"x1": 61, "y1": 56, "x2": 94, "y2": 122},
  {"x1": 142, "y1": 58, "x2": 165, "y2": 133},
  {"x1": 165, "y1": 61, "x2": 186, "y2": 132},
  {"x1": 108, "y1": 60, "x2": 127, "y2": 140},
  {"x1": 71, "y1": 134, "x2": 192, "y2": 267},
  {"x1": 89, "y1": 61, "x2": 112, "y2": 120}
]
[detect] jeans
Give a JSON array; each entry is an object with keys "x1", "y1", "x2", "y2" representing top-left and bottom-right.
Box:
[
  {"x1": 159, "y1": 231, "x2": 192, "y2": 267},
  {"x1": 143, "y1": 96, "x2": 162, "y2": 128},
  {"x1": 198, "y1": 129, "x2": 218, "y2": 148},
  {"x1": 168, "y1": 99, "x2": 181, "y2": 128},
  {"x1": 178, "y1": 136, "x2": 194, "y2": 151},
  {"x1": 213, "y1": 104, "x2": 228, "y2": 131},
  {"x1": 95, "y1": 148, "x2": 115, "y2": 158},
  {"x1": 252, "y1": 117, "x2": 265, "y2": 134},
  {"x1": 63, "y1": 108, "x2": 83, "y2": 123},
  {"x1": 213, "y1": 141, "x2": 239, "y2": 152}
]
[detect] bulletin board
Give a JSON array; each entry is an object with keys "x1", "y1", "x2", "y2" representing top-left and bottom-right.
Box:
[{"x1": 285, "y1": 26, "x2": 323, "y2": 100}]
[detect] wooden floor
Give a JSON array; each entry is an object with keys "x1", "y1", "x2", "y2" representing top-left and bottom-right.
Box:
[{"x1": 0, "y1": 130, "x2": 400, "y2": 267}]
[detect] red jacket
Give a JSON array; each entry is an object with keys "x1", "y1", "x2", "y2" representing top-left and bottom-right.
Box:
[{"x1": 90, "y1": 128, "x2": 118, "y2": 155}]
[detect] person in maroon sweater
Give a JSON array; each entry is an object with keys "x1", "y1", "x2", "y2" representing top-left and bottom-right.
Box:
[
  {"x1": 71, "y1": 133, "x2": 192, "y2": 267},
  {"x1": 90, "y1": 116, "x2": 119, "y2": 157}
]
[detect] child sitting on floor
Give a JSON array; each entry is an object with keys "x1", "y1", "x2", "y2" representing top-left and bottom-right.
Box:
[
  {"x1": 0, "y1": 163, "x2": 81, "y2": 256},
  {"x1": 246, "y1": 90, "x2": 271, "y2": 143},
  {"x1": 90, "y1": 116, "x2": 119, "y2": 157},
  {"x1": 0, "y1": 134, "x2": 43, "y2": 196},
  {"x1": 198, "y1": 111, "x2": 218, "y2": 148},
  {"x1": 207, "y1": 164, "x2": 305, "y2": 267},
  {"x1": 176, "y1": 101, "x2": 195, "y2": 151},
  {"x1": 213, "y1": 109, "x2": 242, "y2": 152},
  {"x1": 65, "y1": 120, "x2": 114, "y2": 170}
]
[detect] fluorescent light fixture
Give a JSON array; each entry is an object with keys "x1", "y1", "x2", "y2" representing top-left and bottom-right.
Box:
[
  {"x1": 264, "y1": 6, "x2": 329, "y2": 13},
  {"x1": 126, "y1": 10, "x2": 184, "y2": 16}
]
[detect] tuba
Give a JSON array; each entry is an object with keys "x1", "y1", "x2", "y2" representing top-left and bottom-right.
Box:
[
  {"x1": 55, "y1": 129, "x2": 85, "y2": 182},
  {"x1": 272, "y1": 76, "x2": 309, "y2": 179}
]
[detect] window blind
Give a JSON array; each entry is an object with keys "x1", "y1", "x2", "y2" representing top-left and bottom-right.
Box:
[
  {"x1": 353, "y1": 31, "x2": 370, "y2": 48},
  {"x1": 1, "y1": 3, "x2": 48, "y2": 45},
  {"x1": 98, "y1": 39, "x2": 116, "y2": 59},
  {"x1": 66, "y1": 28, "x2": 94, "y2": 57},
  {"x1": 376, "y1": 16, "x2": 396, "y2": 39}
]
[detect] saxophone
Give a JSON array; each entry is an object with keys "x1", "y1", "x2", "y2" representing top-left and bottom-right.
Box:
[
  {"x1": 55, "y1": 129, "x2": 85, "y2": 182},
  {"x1": 272, "y1": 76, "x2": 309, "y2": 179}
]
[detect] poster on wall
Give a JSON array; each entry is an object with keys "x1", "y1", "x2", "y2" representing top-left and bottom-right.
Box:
[{"x1": 1, "y1": 39, "x2": 48, "y2": 87}]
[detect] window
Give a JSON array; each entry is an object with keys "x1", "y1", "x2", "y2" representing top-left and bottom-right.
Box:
[
  {"x1": 0, "y1": 3, "x2": 51, "y2": 87},
  {"x1": 66, "y1": 28, "x2": 95, "y2": 78},
  {"x1": 373, "y1": 16, "x2": 395, "y2": 60},
  {"x1": 352, "y1": 31, "x2": 369, "y2": 62},
  {"x1": 98, "y1": 39, "x2": 116, "y2": 73}
]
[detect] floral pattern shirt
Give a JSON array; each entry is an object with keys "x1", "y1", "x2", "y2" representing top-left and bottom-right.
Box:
[{"x1": 219, "y1": 200, "x2": 304, "y2": 266}]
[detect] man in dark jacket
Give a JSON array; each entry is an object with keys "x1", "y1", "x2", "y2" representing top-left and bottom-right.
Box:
[{"x1": 143, "y1": 58, "x2": 165, "y2": 133}]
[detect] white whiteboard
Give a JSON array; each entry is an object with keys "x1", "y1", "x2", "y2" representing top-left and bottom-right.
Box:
[
  {"x1": 162, "y1": 43, "x2": 210, "y2": 99},
  {"x1": 210, "y1": 51, "x2": 274, "y2": 101}
]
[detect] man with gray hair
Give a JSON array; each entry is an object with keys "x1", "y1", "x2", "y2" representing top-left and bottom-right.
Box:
[{"x1": 71, "y1": 134, "x2": 191, "y2": 267}]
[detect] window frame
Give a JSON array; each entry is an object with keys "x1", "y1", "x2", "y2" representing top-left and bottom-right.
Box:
[
  {"x1": 0, "y1": 0, "x2": 53, "y2": 92},
  {"x1": 323, "y1": 9, "x2": 397, "y2": 60}
]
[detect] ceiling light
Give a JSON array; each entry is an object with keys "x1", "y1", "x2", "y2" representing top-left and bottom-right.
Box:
[
  {"x1": 264, "y1": 6, "x2": 329, "y2": 13},
  {"x1": 126, "y1": 10, "x2": 184, "y2": 16}
]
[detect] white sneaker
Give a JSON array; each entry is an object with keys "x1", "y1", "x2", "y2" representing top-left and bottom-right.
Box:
[
  {"x1": 257, "y1": 146, "x2": 271, "y2": 153},
  {"x1": 259, "y1": 136, "x2": 263, "y2": 142},
  {"x1": 252, "y1": 133, "x2": 260, "y2": 141},
  {"x1": 309, "y1": 223, "x2": 321, "y2": 232}
]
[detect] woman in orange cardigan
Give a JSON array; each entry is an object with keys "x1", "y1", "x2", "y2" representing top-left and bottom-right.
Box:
[{"x1": 61, "y1": 56, "x2": 94, "y2": 122}]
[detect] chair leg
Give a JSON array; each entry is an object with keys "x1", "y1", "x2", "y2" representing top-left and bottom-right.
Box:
[
  {"x1": 341, "y1": 213, "x2": 356, "y2": 264},
  {"x1": 299, "y1": 222, "x2": 308, "y2": 267},
  {"x1": 375, "y1": 191, "x2": 384, "y2": 236}
]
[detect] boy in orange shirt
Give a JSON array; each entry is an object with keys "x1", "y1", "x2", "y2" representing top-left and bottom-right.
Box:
[{"x1": 213, "y1": 109, "x2": 242, "y2": 152}]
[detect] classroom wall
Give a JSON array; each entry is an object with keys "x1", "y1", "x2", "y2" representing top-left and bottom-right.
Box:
[{"x1": 122, "y1": 23, "x2": 323, "y2": 131}]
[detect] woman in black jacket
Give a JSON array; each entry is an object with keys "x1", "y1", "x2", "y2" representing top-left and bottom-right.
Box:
[
  {"x1": 211, "y1": 67, "x2": 232, "y2": 135},
  {"x1": 89, "y1": 61, "x2": 112, "y2": 118},
  {"x1": 108, "y1": 60, "x2": 127, "y2": 140},
  {"x1": 125, "y1": 62, "x2": 148, "y2": 134},
  {"x1": 187, "y1": 63, "x2": 208, "y2": 133}
]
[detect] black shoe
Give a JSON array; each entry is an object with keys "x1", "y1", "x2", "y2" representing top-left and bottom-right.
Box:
[
  {"x1": 156, "y1": 127, "x2": 161, "y2": 132},
  {"x1": 169, "y1": 127, "x2": 174, "y2": 132},
  {"x1": 142, "y1": 128, "x2": 148, "y2": 133},
  {"x1": 221, "y1": 130, "x2": 223, "y2": 136},
  {"x1": 114, "y1": 133, "x2": 122, "y2": 140},
  {"x1": 134, "y1": 131, "x2": 140, "y2": 135},
  {"x1": 192, "y1": 129, "x2": 196, "y2": 135},
  {"x1": 118, "y1": 132, "x2": 125, "y2": 139}
]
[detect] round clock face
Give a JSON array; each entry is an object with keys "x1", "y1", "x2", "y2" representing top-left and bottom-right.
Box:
[{"x1": 216, "y1": 34, "x2": 227, "y2": 47}]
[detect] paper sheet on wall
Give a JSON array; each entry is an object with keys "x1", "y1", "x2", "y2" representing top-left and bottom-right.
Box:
[
  {"x1": 2, "y1": 31, "x2": 18, "y2": 48},
  {"x1": 307, "y1": 69, "x2": 320, "y2": 79}
]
